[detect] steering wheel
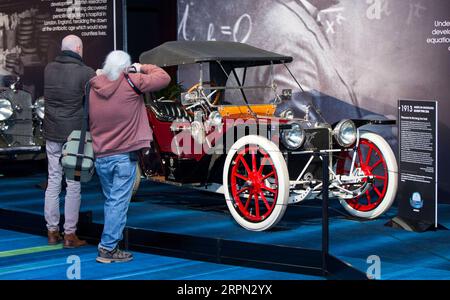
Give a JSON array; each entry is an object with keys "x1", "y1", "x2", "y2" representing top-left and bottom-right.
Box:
[{"x1": 187, "y1": 82, "x2": 221, "y2": 106}]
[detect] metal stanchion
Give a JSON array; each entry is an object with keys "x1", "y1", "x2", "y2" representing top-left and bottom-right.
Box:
[{"x1": 321, "y1": 153, "x2": 330, "y2": 276}]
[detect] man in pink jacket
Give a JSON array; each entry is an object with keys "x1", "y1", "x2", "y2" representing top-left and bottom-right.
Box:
[{"x1": 89, "y1": 50, "x2": 170, "y2": 263}]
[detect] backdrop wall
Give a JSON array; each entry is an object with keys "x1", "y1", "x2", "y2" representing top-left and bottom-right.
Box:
[
  {"x1": 177, "y1": 0, "x2": 450, "y2": 202},
  {"x1": 0, "y1": 0, "x2": 123, "y2": 99}
]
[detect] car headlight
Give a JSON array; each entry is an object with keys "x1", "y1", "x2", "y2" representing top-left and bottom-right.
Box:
[
  {"x1": 333, "y1": 119, "x2": 357, "y2": 147},
  {"x1": 281, "y1": 123, "x2": 305, "y2": 150},
  {"x1": 208, "y1": 111, "x2": 222, "y2": 126},
  {"x1": 0, "y1": 98, "x2": 13, "y2": 121},
  {"x1": 35, "y1": 97, "x2": 45, "y2": 119}
]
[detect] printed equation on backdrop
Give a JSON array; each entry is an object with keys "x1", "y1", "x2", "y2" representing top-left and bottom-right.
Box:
[
  {"x1": 177, "y1": 0, "x2": 448, "y2": 50},
  {"x1": 177, "y1": 1, "x2": 350, "y2": 42},
  {"x1": 178, "y1": 2, "x2": 253, "y2": 43}
]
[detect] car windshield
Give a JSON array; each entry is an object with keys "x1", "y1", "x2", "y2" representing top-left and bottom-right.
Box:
[
  {"x1": 178, "y1": 62, "x2": 327, "y2": 122},
  {"x1": 221, "y1": 66, "x2": 278, "y2": 105},
  {"x1": 178, "y1": 63, "x2": 276, "y2": 105}
]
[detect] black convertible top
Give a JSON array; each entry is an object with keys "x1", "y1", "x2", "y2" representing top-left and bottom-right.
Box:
[{"x1": 139, "y1": 41, "x2": 293, "y2": 68}]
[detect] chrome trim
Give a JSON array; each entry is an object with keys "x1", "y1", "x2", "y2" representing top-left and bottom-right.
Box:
[{"x1": 0, "y1": 146, "x2": 42, "y2": 154}]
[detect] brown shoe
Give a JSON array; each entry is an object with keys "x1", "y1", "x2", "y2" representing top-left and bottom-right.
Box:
[
  {"x1": 63, "y1": 233, "x2": 87, "y2": 249},
  {"x1": 48, "y1": 230, "x2": 62, "y2": 245}
]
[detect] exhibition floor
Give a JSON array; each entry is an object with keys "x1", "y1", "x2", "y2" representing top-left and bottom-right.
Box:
[
  {"x1": 0, "y1": 172, "x2": 449, "y2": 280},
  {"x1": 0, "y1": 229, "x2": 316, "y2": 280}
]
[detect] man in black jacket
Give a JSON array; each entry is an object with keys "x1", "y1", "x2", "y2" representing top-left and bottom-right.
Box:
[{"x1": 43, "y1": 35, "x2": 95, "y2": 248}]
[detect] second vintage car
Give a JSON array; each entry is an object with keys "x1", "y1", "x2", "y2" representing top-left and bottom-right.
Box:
[{"x1": 0, "y1": 75, "x2": 45, "y2": 163}]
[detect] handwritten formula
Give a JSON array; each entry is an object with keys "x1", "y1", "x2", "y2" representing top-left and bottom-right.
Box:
[{"x1": 178, "y1": 3, "x2": 252, "y2": 43}]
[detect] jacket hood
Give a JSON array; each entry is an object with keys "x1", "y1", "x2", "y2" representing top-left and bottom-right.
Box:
[
  {"x1": 54, "y1": 51, "x2": 84, "y2": 66},
  {"x1": 90, "y1": 74, "x2": 124, "y2": 99}
]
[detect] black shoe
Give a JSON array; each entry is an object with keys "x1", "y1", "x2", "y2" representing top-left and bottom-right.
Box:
[{"x1": 96, "y1": 247, "x2": 134, "y2": 263}]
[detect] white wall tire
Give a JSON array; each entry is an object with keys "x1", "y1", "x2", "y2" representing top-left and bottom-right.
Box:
[
  {"x1": 223, "y1": 135, "x2": 290, "y2": 231},
  {"x1": 337, "y1": 132, "x2": 398, "y2": 219}
]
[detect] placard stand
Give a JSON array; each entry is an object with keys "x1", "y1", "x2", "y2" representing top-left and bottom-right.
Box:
[
  {"x1": 385, "y1": 216, "x2": 447, "y2": 233},
  {"x1": 388, "y1": 100, "x2": 445, "y2": 233}
]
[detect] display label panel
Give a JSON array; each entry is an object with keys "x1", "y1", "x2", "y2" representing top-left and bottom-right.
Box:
[{"x1": 398, "y1": 99, "x2": 438, "y2": 226}]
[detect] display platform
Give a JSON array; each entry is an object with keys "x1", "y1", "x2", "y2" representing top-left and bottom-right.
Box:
[{"x1": 1, "y1": 173, "x2": 450, "y2": 280}]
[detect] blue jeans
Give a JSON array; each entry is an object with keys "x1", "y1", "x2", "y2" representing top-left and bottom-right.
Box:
[{"x1": 95, "y1": 152, "x2": 137, "y2": 251}]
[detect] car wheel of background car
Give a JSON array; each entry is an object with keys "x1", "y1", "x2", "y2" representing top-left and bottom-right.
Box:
[
  {"x1": 223, "y1": 135, "x2": 289, "y2": 231},
  {"x1": 336, "y1": 132, "x2": 398, "y2": 219},
  {"x1": 132, "y1": 163, "x2": 141, "y2": 198}
]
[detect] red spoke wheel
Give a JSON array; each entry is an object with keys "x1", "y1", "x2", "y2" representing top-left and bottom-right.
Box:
[
  {"x1": 230, "y1": 145, "x2": 278, "y2": 222},
  {"x1": 335, "y1": 132, "x2": 398, "y2": 219},
  {"x1": 224, "y1": 135, "x2": 289, "y2": 231}
]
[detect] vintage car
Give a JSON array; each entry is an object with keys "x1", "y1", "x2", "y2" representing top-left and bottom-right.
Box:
[
  {"x1": 0, "y1": 75, "x2": 45, "y2": 164},
  {"x1": 137, "y1": 41, "x2": 398, "y2": 231}
]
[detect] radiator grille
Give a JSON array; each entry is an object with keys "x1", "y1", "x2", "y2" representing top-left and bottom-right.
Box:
[{"x1": 303, "y1": 128, "x2": 330, "y2": 151}]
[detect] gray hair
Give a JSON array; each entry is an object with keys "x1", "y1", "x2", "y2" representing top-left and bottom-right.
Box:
[
  {"x1": 102, "y1": 50, "x2": 132, "y2": 81},
  {"x1": 61, "y1": 35, "x2": 82, "y2": 52}
]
